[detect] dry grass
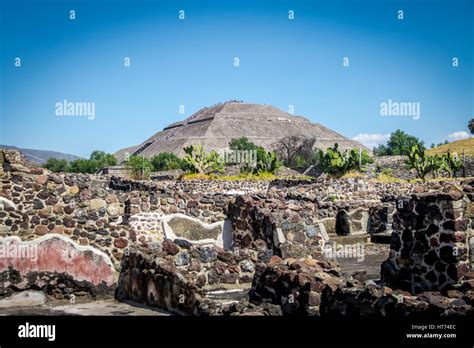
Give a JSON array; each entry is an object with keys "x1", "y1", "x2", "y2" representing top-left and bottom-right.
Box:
[
  {"x1": 341, "y1": 171, "x2": 365, "y2": 179},
  {"x1": 180, "y1": 172, "x2": 277, "y2": 181},
  {"x1": 427, "y1": 137, "x2": 474, "y2": 157}
]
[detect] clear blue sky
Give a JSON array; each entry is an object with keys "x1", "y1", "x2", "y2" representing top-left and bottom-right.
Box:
[{"x1": 1, "y1": 0, "x2": 472, "y2": 157}]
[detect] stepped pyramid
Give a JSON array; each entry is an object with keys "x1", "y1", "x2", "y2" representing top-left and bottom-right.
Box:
[{"x1": 115, "y1": 101, "x2": 368, "y2": 162}]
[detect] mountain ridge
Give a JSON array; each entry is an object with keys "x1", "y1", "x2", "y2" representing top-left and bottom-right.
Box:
[{"x1": 0, "y1": 145, "x2": 83, "y2": 165}]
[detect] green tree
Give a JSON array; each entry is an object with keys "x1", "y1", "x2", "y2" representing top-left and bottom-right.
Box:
[
  {"x1": 373, "y1": 130, "x2": 424, "y2": 156},
  {"x1": 469, "y1": 119, "x2": 474, "y2": 134},
  {"x1": 67, "y1": 151, "x2": 117, "y2": 173},
  {"x1": 151, "y1": 152, "x2": 184, "y2": 171},
  {"x1": 68, "y1": 159, "x2": 94, "y2": 173},
  {"x1": 43, "y1": 158, "x2": 68, "y2": 172},
  {"x1": 90, "y1": 150, "x2": 117, "y2": 167},
  {"x1": 125, "y1": 155, "x2": 153, "y2": 179}
]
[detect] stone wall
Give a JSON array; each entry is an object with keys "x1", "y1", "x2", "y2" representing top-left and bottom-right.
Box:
[
  {"x1": 249, "y1": 255, "x2": 342, "y2": 315},
  {"x1": 115, "y1": 242, "x2": 257, "y2": 315},
  {"x1": 381, "y1": 183, "x2": 473, "y2": 294},
  {"x1": 226, "y1": 195, "x2": 325, "y2": 258}
]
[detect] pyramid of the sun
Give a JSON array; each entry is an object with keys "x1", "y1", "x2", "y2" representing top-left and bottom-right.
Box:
[{"x1": 114, "y1": 101, "x2": 368, "y2": 162}]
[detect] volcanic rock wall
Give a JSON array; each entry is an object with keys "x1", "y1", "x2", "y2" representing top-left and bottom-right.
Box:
[{"x1": 381, "y1": 183, "x2": 474, "y2": 293}]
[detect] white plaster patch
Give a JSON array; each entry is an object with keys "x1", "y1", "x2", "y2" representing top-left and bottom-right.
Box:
[
  {"x1": 0, "y1": 196, "x2": 17, "y2": 210},
  {"x1": 161, "y1": 213, "x2": 233, "y2": 249}
]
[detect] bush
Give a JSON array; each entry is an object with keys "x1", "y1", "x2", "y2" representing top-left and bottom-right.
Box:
[
  {"x1": 469, "y1": 119, "x2": 474, "y2": 135},
  {"x1": 183, "y1": 144, "x2": 224, "y2": 175},
  {"x1": 151, "y1": 152, "x2": 184, "y2": 171},
  {"x1": 43, "y1": 158, "x2": 68, "y2": 172},
  {"x1": 125, "y1": 155, "x2": 153, "y2": 179},
  {"x1": 229, "y1": 137, "x2": 258, "y2": 151},
  {"x1": 66, "y1": 150, "x2": 117, "y2": 174}
]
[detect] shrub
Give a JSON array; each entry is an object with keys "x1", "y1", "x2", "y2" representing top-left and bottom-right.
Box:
[
  {"x1": 43, "y1": 158, "x2": 68, "y2": 172},
  {"x1": 151, "y1": 152, "x2": 184, "y2": 171},
  {"x1": 183, "y1": 144, "x2": 224, "y2": 175},
  {"x1": 66, "y1": 150, "x2": 117, "y2": 173},
  {"x1": 229, "y1": 137, "x2": 258, "y2": 151},
  {"x1": 125, "y1": 155, "x2": 153, "y2": 179}
]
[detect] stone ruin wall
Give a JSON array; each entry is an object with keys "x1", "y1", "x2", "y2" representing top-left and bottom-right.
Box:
[
  {"x1": 382, "y1": 185, "x2": 474, "y2": 293},
  {"x1": 1, "y1": 149, "x2": 473, "y2": 312}
]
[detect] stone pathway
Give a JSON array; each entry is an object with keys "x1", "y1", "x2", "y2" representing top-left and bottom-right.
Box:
[
  {"x1": 0, "y1": 296, "x2": 170, "y2": 316},
  {"x1": 325, "y1": 237, "x2": 390, "y2": 280}
]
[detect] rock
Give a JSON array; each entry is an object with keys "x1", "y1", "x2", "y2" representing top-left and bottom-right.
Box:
[
  {"x1": 114, "y1": 237, "x2": 128, "y2": 249},
  {"x1": 36, "y1": 176, "x2": 48, "y2": 185},
  {"x1": 89, "y1": 198, "x2": 107, "y2": 211},
  {"x1": 268, "y1": 255, "x2": 284, "y2": 266},
  {"x1": 188, "y1": 259, "x2": 201, "y2": 272},
  {"x1": 162, "y1": 239, "x2": 179, "y2": 255},
  {"x1": 10, "y1": 163, "x2": 30, "y2": 173},
  {"x1": 174, "y1": 239, "x2": 193, "y2": 249},
  {"x1": 273, "y1": 228, "x2": 286, "y2": 245},
  {"x1": 239, "y1": 259, "x2": 255, "y2": 273},
  {"x1": 107, "y1": 203, "x2": 122, "y2": 216},
  {"x1": 174, "y1": 252, "x2": 191, "y2": 266},
  {"x1": 0, "y1": 291, "x2": 46, "y2": 308},
  {"x1": 35, "y1": 225, "x2": 49, "y2": 236},
  {"x1": 336, "y1": 208, "x2": 369, "y2": 235},
  {"x1": 198, "y1": 247, "x2": 218, "y2": 263}
]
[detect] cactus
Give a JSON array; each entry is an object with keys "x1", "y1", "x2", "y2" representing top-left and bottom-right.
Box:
[
  {"x1": 183, "y1": 144, "x2": 224, "y2": 174},
  {"x1": 406, "y1": 144, "x2": 432, "y2": 179},
  {"x1": 317, "y1": 143, "x2": 373, "y2": 176},
  {"x1": 441, "y1": 151, "x2": 463, "y2": 177}
]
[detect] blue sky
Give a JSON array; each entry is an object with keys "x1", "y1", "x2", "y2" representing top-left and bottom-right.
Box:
[{"x1": 1, "y1": 0, "x2": 473, "y2": 157}]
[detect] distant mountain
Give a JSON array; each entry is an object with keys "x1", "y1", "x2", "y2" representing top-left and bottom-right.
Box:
[{"x1": 0, "y1": 145, "x2": 83, "y2": 164}]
